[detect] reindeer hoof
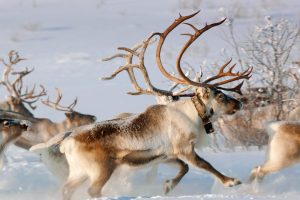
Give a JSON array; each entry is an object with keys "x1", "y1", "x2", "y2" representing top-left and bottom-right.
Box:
[
  {"x1": 164, "y1": 179, "x2": 173, "y2": 194},
  {"x1": 223, "y1": 178, "x2": 242, "y2": 187}
]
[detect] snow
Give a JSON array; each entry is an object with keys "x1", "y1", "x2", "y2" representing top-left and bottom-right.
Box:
[
  {"x1": 1, "y1": 145, "x2": 300, "y2": 200},
  {"x1": 0, "y1": 0, "x2": 300, "y2": 199}
]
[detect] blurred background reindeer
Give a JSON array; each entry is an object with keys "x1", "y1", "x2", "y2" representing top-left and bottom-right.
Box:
[{"x1": 0, "y1": 51, "x2": 97, "y2": 174}]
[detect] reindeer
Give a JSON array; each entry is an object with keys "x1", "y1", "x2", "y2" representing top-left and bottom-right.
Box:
[
  {"x1": 101, "y1": 27, "x2": 202, "y2": 183},
  {"x1": 0, "y1": 92, "x2": 96, "y2": 181},
  {"x1": 36, "y1": 88, "x2": 97, "y2": 140},
  {"x1": 218, "y1": 104, "x2": 277, "y2": 148},
  {"x1": 0, "y1": 113, "x2": 31, "y2": 169},
  {"x1": 0, "y1": 53, "x2": 97, "y2": 145},
  {"x1": 27, "y1": 89, "x2": 96, "y2": 181},
  {"x1": 53, "y1": 11, "x2": 252, "y2": 200},
  {"x1": 248, "y1": 121, "x2": 300, "y2": 182}
]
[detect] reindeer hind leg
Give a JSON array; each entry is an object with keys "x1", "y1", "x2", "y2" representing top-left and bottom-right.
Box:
[
  {"x1": 164, "y1": 158, "x2": 189, "y2": 194},
  {"x1": 63, "y1": 175, "x2": 87, "y2": 200},
  {"x1": 87, "y1": 161, "x2": 116, "y2": 198}
]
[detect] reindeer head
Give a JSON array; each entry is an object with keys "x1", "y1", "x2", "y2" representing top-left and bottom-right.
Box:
[
  {"x1": 195, "y1": 87, "x2": 242, "y2": 116},
  {"x1": 150, "y1": 11, "x2": 251, "y2": 115},
  {"x1": 64, "y1": 111, "x2": 97, "y2": 128},
  {"x1": 0, "y1": 118, "x2": 31, "y2": 154},
  {"x1": 42, "y1": 88, "x2": 97, "y2": 128}
]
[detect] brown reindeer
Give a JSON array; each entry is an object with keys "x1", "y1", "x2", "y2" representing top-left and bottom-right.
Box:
[
  {"x1": 248, "y1": 121, "x2": 300, "y2": 182},
  {"x1": 0, "y1": 96, "x2": 96, "y2": 183},
  {"x1": 0, "y1": 63, "x2": 97, "y2": 146},
  {"x1": 37, "y1": 88, "x2": 97, "y2": 140},
  {"x1": 55, "y1": 11, "x2": 252, "y2": 200},
  {"x1": 27, "y1": 90, "x2": 96, "y2": 181}
]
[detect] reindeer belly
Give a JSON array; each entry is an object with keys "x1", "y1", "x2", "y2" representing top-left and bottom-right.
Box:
[
  {"x1": 114, "y1": 131, "x2": 171, "y2": 152},
  {"x1": 120, "y1": 149, "x2": 168, "y2": 167}
]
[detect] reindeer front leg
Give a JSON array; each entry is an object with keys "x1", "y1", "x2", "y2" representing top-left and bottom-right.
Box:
[{"x1": 178, "y1": 147, "x2": 241, "y2": 187}]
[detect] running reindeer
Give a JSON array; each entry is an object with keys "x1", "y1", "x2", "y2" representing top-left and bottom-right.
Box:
[
  {"x1": 0, "y1": 51, "x2": 96, "y2": 178},
  {"x1": 102, "y1": 27, "x2": 202, "y2": 182},
  {"x1": 248, "y1": 121, "x2": 300, "y2": 182},
  {"x1": 28, "y1": 89, "x2": 97, "y2": 181},
  {"x1": 0, "y1": 51, "x2": 96, "y2": 147},
  {"x1": 57, "y1": 11, "x2": 252, "y2": 200},
  {"x1": 0, "y1": 90, "x2": 96, "y2": 181},
  {"x1": 38, "y1": 88, "x2": 97, "y2": 140}
]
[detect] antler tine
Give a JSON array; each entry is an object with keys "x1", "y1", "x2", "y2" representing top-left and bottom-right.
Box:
[
  {"x1": 173, "y1": 16, "x2": 253, "y2": 94},
  {"x1": 8, "y1": 50, "x2": 26, "y2": 65},
  {"x1": 23, "y1": 84, "x2": 47, "y2": 99},
  {"x1": 101, "y1": 41, "x2": 143, "y2": 81},
  {"x1": 212, "y1": 66, "x2": 253, "y2": 86},
  {"x1": 101, "y1": 38, "x2": 155, "y2": 62},
  {"x1": 152, "y1": 10, "x2": 201, "y2": 85},
  {"x1": 217, "y1": 81, "x2": 244, "y2": 95},
  {"x1": 11, "y1": 67, "x2": 34, "y2": 97},
  {"x1": 102, "y1": 34, "x2": 173, "y2": 97},
  {"x1": 67, "y1": 97, "x2": 78, "y2": 111},
  {"x1": 203, "y1": 59, "x2": 232, "y2": 83},
  {"x1": 0, "y1": 51, "x2": 27, "y2": 98},
  {"x1": 202, "y1": 59, "x2": 253, "y2": 87},
  {"x1": 41, "y1": 88, "x2": 77, "y2": 112},
  {"x1": 175, "y1": 17, "x2": 227, "y2": 88}
]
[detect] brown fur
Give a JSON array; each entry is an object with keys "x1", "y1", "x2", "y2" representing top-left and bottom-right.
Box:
[{"x1": 75, "y1": 105, "x2": 165, "y2": 144}]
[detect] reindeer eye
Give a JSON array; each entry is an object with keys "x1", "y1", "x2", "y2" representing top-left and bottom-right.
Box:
[
  {"x1": 217, "y1": 93, "x2": 225, "y2": 100},
  {"x1": 3, "y1": 121, "x2": 10, "y2": 127}
]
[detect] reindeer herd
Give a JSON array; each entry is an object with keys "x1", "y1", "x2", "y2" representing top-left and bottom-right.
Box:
[{"x1": 1, "y1": 11, "x2": 300, "y2": 200}]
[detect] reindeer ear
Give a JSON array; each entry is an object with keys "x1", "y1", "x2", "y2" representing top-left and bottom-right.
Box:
[{"x1": 65, "y1": 112, "x2": 73, "y2": 119}]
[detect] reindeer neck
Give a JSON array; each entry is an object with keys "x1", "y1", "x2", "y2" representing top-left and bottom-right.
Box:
[
  {"x1": 169, "y1": 98, "x2": 202, "y2": 125},
  {"x1": 169, "y1": 96, "x2": 214, "y2": 134},
  {"x1": 191, "y1": 95, "x2": 214, "y2": 134},
  {"x1": 57, "y1": 120, "x2": 69, "y2": 133}
]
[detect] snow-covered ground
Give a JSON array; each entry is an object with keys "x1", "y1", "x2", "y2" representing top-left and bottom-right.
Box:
[
  {"x1": 1, "y1": 0, "x2": 300, "y2": 199},
  {"x1": 1, "y1": 145, "x2": 300, "y2": 200}
]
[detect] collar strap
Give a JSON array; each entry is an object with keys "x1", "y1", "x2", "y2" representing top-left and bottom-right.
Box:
[{"x1": 191, "y1": 95, "x2": 214, "y2": 134}]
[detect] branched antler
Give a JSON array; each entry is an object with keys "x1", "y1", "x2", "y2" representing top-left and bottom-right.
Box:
[
  {"x1": 102, "y1": 11, "x2": 252, "y2": 100},
  {"x1": 152, "y1": 11, "x2": 252, "y2": 95},
  {"x1": 41, "y1": 88, "x2": 78, "y2": 112},
  {"x1": 102, "y1": 35, "x2": 177, "y2": 97},
  {"x1": 0, "y1": 51, "x2": 47, "y2": 109}
]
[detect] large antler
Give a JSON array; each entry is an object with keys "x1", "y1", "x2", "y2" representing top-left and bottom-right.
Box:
[
  {"x1": 41, "y1": 88, "x2": 78, "y2": 112},
  {"x1": 102, "y1": 35, "x2": 176, "y2": 97},
  {"x1": 0, "y1": 51, "x2": 47, "y2": 109},
  {"x1": 152, "y1": 11, "x2": 252, "y2": 95}
]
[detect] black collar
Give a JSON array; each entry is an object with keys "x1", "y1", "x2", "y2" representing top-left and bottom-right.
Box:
[{"x1": 191, "y1": 95, "x2": 214, "y2": 134}]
